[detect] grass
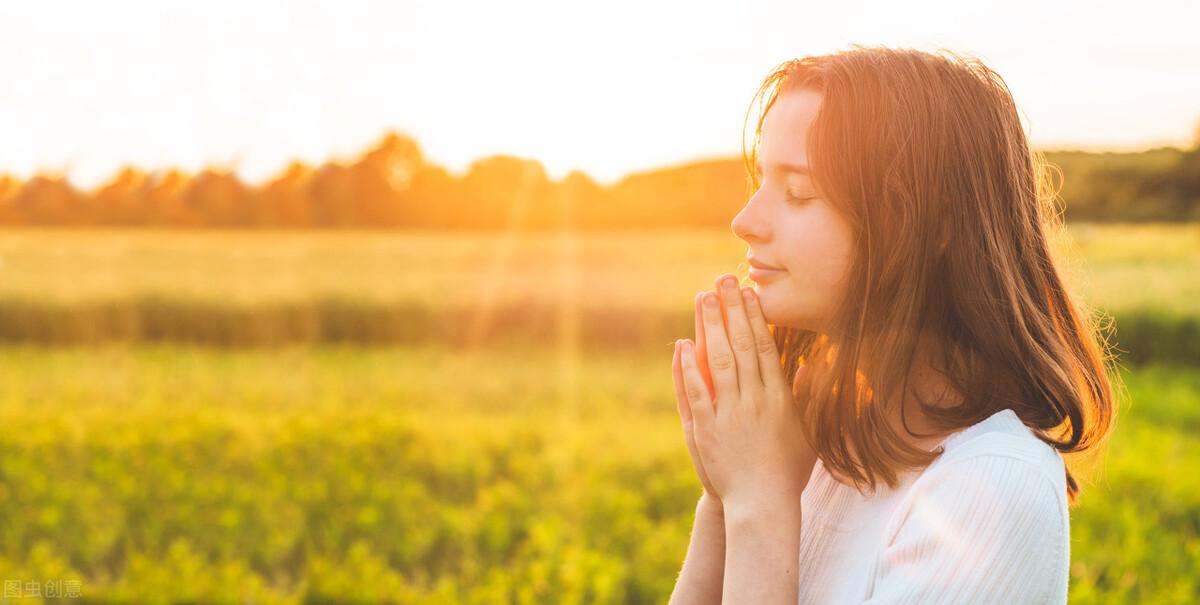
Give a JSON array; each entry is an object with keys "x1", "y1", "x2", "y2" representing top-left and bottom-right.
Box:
[
  {"x1": 0, "y1": 223, "x2": 1196, "y2": 315},
  {"x1": 0, "y1": 224, "x2": 1194, "y2": 602},
  {"x1": 0, "y1": 344, "x2": 1194, "y2": 603}
]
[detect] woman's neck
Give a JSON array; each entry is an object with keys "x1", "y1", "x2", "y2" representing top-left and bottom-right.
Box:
[{"x1": 868, "y1": 330, "x2": 964, "y2": 452}]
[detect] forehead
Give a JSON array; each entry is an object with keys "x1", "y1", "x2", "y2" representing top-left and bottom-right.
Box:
[{"x1": 758, "y1": 89, "x2": 822, "y2": 174}]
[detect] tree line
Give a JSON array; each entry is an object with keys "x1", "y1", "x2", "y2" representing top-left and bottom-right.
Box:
[{"x1": 1, "y1": 131, "x2": 1197, "y2": 229}]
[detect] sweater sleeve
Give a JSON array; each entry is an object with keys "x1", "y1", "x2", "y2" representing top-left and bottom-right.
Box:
[{"x1": 862, "y1": 453, "x2": 1069, "y2": 605}]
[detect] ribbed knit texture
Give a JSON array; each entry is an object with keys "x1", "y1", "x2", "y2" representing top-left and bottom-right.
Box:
[{"x1": 796, "y1": 408, "x2": 1070, "y2": 604}]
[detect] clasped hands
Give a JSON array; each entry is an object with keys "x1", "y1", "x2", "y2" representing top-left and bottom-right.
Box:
[{"x1": 671, "y1": 273, "x2": 818, "y2": 517}]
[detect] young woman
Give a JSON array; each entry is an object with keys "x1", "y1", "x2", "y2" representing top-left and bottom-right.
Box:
[{"x1": 667, "y1": 46, "x2": 1117, "y2": 604}]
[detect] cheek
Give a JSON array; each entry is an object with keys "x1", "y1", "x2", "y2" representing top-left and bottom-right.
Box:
[
  {"x1": 766, "y1": 217, "x2": 854, "y2": 329},
  {"x1": 804, "y1": 210, "x2": 855, "y2": 291},
  {"x1": 786, "y1": 227, "x2": 852, "y2": 291},
  {"x1": 808, "y1": 238, "x2": 853, "y2": 291}
]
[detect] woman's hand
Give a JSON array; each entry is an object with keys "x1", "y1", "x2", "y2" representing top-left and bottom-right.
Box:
[
  {"x1": 677, "y1": 273, "x2": 819, "y2": 517},
  {"x1": 671, "y1": 292, "x2": 722, "y2": 503}
]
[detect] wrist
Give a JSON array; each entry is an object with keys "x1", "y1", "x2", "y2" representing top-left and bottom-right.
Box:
[{"x1": 722, "y1": 493, "x2": 802, "y2": 530}]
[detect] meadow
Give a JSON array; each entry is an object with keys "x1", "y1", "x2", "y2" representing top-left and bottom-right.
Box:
[
  {"x1": 0, "y1": 224, "x2": 1196, "y2": 603},
  {"x1": 0, "y1": 223, "x2": 1197, "y2": 314}
]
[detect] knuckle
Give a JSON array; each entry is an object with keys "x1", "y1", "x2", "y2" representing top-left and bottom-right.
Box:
[
  {"x1": 686, "y1": 386, "x2": 705, "y2": 401},
  {"x1": 755, "y1": 334, "x2": 776, "y2": 355},
  {"x1": 730, "y1": 331, "x2": 756, "y2": 352},
  {"x1": 710, "y1": 351, "x2": 735, "y2": 371}
]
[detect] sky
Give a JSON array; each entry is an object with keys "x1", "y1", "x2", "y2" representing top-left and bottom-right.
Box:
[{"x1": 2, "y1": 0, "x2": 1198, "y2": 189}]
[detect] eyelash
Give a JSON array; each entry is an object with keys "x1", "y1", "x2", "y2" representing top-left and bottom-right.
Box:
[{"x1": 755, "y1": 174, "x2": 816, "y2": 204}]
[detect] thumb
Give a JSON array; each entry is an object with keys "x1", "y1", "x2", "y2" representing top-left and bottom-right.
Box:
[
  {"x1": 680, "y1": 339, "x2": 716, "y2": 427},
  {"x1": 672, "y1": 340, "x2": 693, "y2": 424}
]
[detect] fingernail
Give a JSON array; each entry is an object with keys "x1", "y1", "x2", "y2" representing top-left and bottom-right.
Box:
[
  {"x1": 742, "y1": 288, "x2": 754, "y2": 302},
  {"x1": 704, "y1": 293, "x2": 718, "y2": 308},
  {"x1": 723, "y1": 276, "x2": 737, "y2": 291}
]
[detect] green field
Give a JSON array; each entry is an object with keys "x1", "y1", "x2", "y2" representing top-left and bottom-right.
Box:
[
  {"x1": 0, "y1": 345, "x2": 1195, "y2": 603},
  {"x1": 0, "y1": 225, "x2": 1197, "y2": 603},
  {"x1": 0, "y1": 223, "x2": 1196, "y2": 314}
]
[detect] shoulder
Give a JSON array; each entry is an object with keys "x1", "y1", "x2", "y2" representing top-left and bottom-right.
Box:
[
  {"x1": 868, "y1": 409, "x2": 1071, "y2": 603},
  {"x1": 903, "y1": 446, "x2": 1069, "y2": 546},
  {"x1": 928, "y1": 407, "x2": 1068, "y2": 494},
  {"x1": 911, "y1": 408, "x2": 1069, "y2": 528}
]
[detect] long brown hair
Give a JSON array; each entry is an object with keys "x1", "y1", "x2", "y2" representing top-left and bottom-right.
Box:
[{"x1": 742, "y1": 46, "x2": 1118, "y2": 505}]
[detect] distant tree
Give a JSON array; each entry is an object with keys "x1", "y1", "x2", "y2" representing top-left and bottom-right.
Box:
[
  {"x1": 142, "y1": 169, "x2": 196, "y2": 226},
  {"x1": 309, "y1": 163, "x2": 355, "y2": 227},
  {"x1": 259, "y1": 161, "x2": 316, "y2": 227},
  {"x1": 4, "y1": 124, "x2": 1197, "y2": 228},
  {"x1": 606, "y1": 159, "x2": 746, "y2": 229},
  {"x1": 9, "y1": 175, "x2": 82, "y2": 225},
  {"x1": 460, "y1": 155, "x2": 554, "y2": 230},
  {"x1": 559, "y1": 170, "x2": 605, "y2": 230},
  {"x1": 1158, "y1": 143, "x2": 1200, "y2": 219},
  {"x1": 353, "y1": 131, "x2": 425, "y2": 227},
  {"x1": 91, "y1": 167, "x2": 150, "y2": 225},
  {"x1": 407, "y1": 164, "x2": 461, "y2": 229},
  {"x1": 184, "y1": 169, "x2": 253, "y2": 227},
  {"x1": 0, "y1": 175, "x2": 23, "y2": 225}
]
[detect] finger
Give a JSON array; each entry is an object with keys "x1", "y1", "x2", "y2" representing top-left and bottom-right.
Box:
[
  {"x1": 679, "y1": 339, "x2": 716, "y2": 426},
  {"x1": 715, "y1": 273, "x2": 762, "y2": 394},
  {"x1": 740, "y1": 287, "x2": 786, "y2": 394},
  {"x1": 700, "y1": 291, "x2": 739, "y2": 405},
  {"x1": 693, "y1": 292, "x2": 715, "y2": 400},
  {"x1": 672, "y1": 340, "x2": 693, "y2": 424},
  {"x1": 675, "y1": 342, "x2": 709, "y2": 485}
]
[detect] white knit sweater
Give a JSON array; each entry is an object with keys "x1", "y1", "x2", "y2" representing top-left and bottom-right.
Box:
[{"x1": 796, "y1": 408, "x2": 1070, "y2": 604}]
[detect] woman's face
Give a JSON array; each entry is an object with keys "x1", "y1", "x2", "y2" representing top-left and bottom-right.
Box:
[{"x1": 731, "y1": 89, "x2": 855, "y2": 333}]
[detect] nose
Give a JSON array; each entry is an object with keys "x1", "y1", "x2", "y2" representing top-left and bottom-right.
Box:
[{"x1": 731, "y1": 192, "x2": 769, "y2": 243}]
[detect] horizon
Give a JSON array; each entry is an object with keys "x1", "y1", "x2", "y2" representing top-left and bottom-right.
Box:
[{"x1": 3, "y1": 131, "x2": 1196, "y2": 194}]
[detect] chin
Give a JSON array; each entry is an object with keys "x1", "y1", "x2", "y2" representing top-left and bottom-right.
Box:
[
  {"x1": 755, "y1": 293, "x2": 800, "y2": 329},
  {"x1": 756, "y1": 290, "x2": 822, "y2": 331}
]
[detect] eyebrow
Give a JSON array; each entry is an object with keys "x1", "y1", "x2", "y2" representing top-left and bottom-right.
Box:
[{"x1": 755, "y1": 159, "x2": 811, "y2": 176}]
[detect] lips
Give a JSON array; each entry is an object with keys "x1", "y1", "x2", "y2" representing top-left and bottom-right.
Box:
[
  {"x1": 747, "y1": 256, "x2": 787, "y2": 284},
  {"x1": 747, "y1": 257, "x2": 786, "y2": 271}
]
